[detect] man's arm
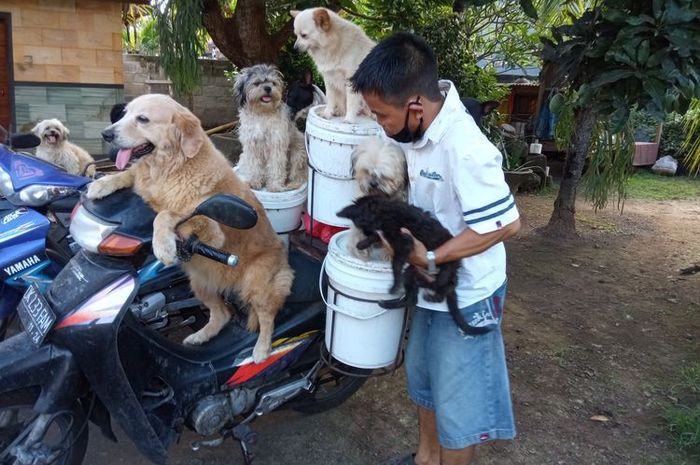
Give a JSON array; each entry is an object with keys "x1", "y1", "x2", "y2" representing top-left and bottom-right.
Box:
[{"x1": 404, "y1": 218, "x2": 521, "y2": 269}]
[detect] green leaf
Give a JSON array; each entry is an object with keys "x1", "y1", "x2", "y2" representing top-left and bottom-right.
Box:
[
  {"x1": 590, "y1": 69, "x2": 635, "y2": 88},
  {"x1": 637, "y1": 40, "x2": 650, "y2": 64},
  {"x1": 519, "y1": 0, "x2": 537, "y2": 20}
]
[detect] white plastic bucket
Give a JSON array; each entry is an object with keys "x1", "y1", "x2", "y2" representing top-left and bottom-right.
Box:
[
  {"x1": 323, "y1": 230, "x2": 406, "y2": 369},
  {"x1": 305, "y1": 105, "x2": 382, "y2": 227},
  {"x1": 233, "y1": 167, "x2": 306, "y2": 247}
]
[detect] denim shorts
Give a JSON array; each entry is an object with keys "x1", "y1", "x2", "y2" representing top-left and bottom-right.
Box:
[{"x1": 405, "y1": 280, "x2": 516, "y2": 449}]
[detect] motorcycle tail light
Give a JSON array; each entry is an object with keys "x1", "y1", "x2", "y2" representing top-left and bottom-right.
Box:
[{"x1": 98, "y1": 233, "x2": 143, "y2": 256}]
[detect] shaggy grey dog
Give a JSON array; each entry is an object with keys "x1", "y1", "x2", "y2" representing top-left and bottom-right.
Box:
[{"x1": 233, "y1": 64, "x2": 307, "y2": 191}]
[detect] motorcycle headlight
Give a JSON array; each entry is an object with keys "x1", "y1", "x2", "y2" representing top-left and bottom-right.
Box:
[
  {"x1": 17, "y1": 184, "x2": 78, "y2": 207},
  {"x1": 0, "y1": 165, "x2": 13, "y2": 197}
]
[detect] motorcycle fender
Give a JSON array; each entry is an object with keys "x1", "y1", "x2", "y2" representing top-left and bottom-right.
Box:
[{"x1": 0, "y1": 332, "x2": 81, "y2": 413}]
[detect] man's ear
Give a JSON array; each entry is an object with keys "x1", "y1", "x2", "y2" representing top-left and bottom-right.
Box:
[{"x1": 172, "y1": 112, "x2": 203, "y2": 159}]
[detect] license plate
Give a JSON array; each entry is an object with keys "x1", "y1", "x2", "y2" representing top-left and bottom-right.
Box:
[{"x1": 17, "y1": 284, "x2": 56, "y2": 347}]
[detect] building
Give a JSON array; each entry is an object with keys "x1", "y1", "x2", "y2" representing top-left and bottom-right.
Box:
[{"x1": 0, "y1": 0, "x2": 146, "y2": 154}]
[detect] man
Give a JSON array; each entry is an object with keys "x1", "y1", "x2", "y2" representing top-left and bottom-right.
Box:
[{"x1": 350, "y1": 32, "x2": 520, "y2": 465}]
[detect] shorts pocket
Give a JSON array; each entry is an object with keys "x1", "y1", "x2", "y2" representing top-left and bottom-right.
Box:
[{"x1": 455, "y1": 287, "x2": 506, "y2": 337}]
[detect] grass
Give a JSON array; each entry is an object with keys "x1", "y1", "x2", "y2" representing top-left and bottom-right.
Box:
[
  {"x1": 626, "y1": 171, "x2": 700, "y2": 200},
  {"x1": 664, "y1": 362, "x2": 700, "y2": 459}
]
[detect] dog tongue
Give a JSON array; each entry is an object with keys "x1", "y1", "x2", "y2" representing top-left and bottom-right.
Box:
[{"x1": 115, "y1": 148, "x2": 133, "y2": 170}]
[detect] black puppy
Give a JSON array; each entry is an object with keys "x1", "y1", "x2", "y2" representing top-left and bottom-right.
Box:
[
  {"x1": 337, "y1": 195, "x2": 489, "y2": 335},
  {"x1": 462, "y1": 98, "x2": 500, "y2": 128}
]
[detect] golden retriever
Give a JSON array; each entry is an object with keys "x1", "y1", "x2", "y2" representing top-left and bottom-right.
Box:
[
  {"x1": 32, "y1": 118, "x2": 96, "y2": 176},
  {"x1": 86, "y1": 94, "x2": 294, "y2": 363}
]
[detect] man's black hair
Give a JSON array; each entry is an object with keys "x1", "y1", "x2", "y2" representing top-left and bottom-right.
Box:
[
  {"x1": 350, "y1": 32, "x2": 442, "y2": 107},
  {"x1": 110, "y1": 103, "x2": 127, "y2": 124}
]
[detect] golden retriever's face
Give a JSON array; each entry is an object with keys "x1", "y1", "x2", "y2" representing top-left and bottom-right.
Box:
[
  {"x1": 291, "y1": 8, "x2": 333, "y2": 53},
  {"x1": 32, "y1": 119, "x2": 69, "y2": 147},
  {"x1": 102, "y1": 94, "x2": 203, "y2": 170}
]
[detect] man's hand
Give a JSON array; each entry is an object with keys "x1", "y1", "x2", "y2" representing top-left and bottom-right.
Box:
[{"x1": 377, "y1": 228, "x2": 428, "y2": 269}]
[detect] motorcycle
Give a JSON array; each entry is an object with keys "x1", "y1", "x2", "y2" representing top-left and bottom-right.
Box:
[
  {"x1": 0, "y1": 134, "x2": 88, "y2": 338},
  {"x1": 0, "y1": 136, "x2": 199, "y2": 339},
  {"x1": 0, "y1": 192, "x2": 368, "y2": 465}
]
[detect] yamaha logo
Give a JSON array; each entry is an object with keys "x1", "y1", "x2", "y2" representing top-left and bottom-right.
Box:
[{"x1": 3, "y1": 255, "x2": 42, "y2": 276}]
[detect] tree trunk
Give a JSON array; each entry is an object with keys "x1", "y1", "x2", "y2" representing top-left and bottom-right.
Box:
[
  {"x1": 202, "y1": 0, "x2": 294, "y2": 68},
  {"x1": 543, "y1": 105, "x2": 596, "y2": 238}
]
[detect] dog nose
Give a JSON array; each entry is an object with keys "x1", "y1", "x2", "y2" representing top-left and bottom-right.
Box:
[
  {"x1": 370, "y1": 179, "x2": 379, "y2": 189},
  {"x1": 264, "y1": 85, "x2": 272, "y2": 94},
  {"x1": 102, "y1": 128, "x2": 115, "y2": 143}
]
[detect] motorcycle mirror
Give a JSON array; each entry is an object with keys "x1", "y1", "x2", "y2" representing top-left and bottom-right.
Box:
[
  {"x1": 190, "y1": 193, "x2": 258, "y2": 230},
  {"x1": 10, "y1": 133, "x2": 41, "y2": 149}
]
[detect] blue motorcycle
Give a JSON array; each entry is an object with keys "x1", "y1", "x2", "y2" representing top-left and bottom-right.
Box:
[
  {"x1": 0, "y1": 137, "x2": 201, "y2": 339},
  {"x1": 0, "y1": 138, "x2": 88, "y2": 337}
]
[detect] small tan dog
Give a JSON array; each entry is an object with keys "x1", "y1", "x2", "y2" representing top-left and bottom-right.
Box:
[
  {"x1": 291, "y1": 8, "x2": 375, "y2": 123},
  {"x1": 32, "y1": 119, "x2": 95, "y2": 176},
  {"x1": 347, "y1": 137, "x2": 407, "y2": 259},
  {"x1": 87, "y1": 94, "x2": 293, "y2": 363},
  {"x1": 234, "y1": 64, "x2": 307, "y2": 191}
]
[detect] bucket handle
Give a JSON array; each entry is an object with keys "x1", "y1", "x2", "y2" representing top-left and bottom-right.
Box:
[{"x1": 320, "y1": 256, "x2": 394, "y2": 320}]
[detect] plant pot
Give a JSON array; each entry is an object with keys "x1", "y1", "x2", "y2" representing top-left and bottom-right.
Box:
[{"x1": 504, "y1": 169, "x2": 534, "y2": 194}]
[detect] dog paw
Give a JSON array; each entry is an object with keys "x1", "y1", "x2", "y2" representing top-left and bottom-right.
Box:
[
  {"x1": 252, "y1": 340, "x2": 271, "y2": 364},
  {"x1": 86, "y1": 179, "x2": 115, "y2": 199},
  {"x1": 266, "y1": 183, "x2": 285, "y2": 192},
  {"x1": 153, "y1": 234, "x2": 178, "y2": 266},
  {"x1": 183, "y1": 330, "x2": 210, "y2": 346},
  {"x1": 248, "y1": 178, "x2": 265, "y2": 190},
  {"x1": 349, "y1": 245, "x2": 372, "y2": 261}
]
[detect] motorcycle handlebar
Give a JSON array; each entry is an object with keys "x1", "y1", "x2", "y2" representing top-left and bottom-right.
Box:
[{"x1": 177, "y1": 236, "x2": 239, "y2": 268}]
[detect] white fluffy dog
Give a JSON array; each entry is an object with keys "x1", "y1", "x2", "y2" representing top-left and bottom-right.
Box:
[
  {"x1": 234, "y1": 64, "x2": 307, "y2": 192},
  {"x1": 32, "y1": 119, "x2": 95, "y2": 177},
  {"x1": 291, "y1": 8, "x2": 375, "y2": 123},
  {"x1": 347, "y1": 137, "x2": 407, "y2": 259}
]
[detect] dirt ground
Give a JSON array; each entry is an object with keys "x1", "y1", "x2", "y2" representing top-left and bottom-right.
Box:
[{"x1": 84, "y1": 194, "x2": 700, "y2": 465}]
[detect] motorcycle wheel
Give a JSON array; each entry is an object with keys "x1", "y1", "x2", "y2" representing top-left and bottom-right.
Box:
[
  {"x1": 0, "y1": 388, "x2": 88, "y2": 465},
  {"x1": 287, "y1": 362, "x2": 369, "y2": 415}
]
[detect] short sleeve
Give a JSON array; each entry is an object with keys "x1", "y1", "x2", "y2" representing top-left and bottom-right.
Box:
[{"x1": 453, "y1": 143, "x2": 519, "y2": 234}]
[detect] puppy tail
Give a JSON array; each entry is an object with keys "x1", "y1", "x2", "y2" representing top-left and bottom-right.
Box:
[{"x1": 446, "y1": 293, "x2": 490, "y2": 336}]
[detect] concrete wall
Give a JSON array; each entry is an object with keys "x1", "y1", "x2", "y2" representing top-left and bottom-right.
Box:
[
  {"x1": 4, "y1": 0, "x2": 123, "y2": 85},
  {"x1": 123, "y1": 54, "x2": 237, "y2": 129}
]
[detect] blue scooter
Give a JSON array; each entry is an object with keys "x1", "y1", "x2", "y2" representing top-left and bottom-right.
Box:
[{"x1": 0, "y1": 135, "x2": 88, "y2": 337}]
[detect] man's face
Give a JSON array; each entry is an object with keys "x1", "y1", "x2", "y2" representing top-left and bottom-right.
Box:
[{"x1": 363, "y1": 92, "x2": 420, "y2": 138}]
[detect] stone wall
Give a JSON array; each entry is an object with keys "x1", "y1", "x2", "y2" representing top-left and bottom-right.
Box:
[{"x1": 122, "y1": 54, "x2": 237, "y2": 129}]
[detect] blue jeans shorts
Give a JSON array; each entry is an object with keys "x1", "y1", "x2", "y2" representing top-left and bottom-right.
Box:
[{"x1": 405, "y1": 280, "x2": 516, "y2": 449}]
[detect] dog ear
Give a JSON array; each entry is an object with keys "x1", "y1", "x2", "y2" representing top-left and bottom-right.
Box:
[
  {"x1": 61, "y1": 123, "x2": 70, "y2": 137},
  {"x1": 336, "y1": 203, "x2": 359, "y2": 219},
  {"x1": 172, "y1": 112, "x2": 203, "y2": 159},
  {"x1": 290, "y1": 10, "x2": 300, "y2": 18},
  {"x1": 233, "y1": 70, "x2": 248, "y2": 108},
  {"x1": 312, "y1": 8, "x2": 332, "y2": 32},
  {"x1": 350, "y1": 146, "x2": 359, "y2": 178},
  {"x1": 30, "y1": 122, "x2": 41, "y2": 135}
]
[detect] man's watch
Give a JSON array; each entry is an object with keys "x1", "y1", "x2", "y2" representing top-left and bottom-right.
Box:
[{"x1": 426, "y1": 251, "x2": 437, "y2": 274}]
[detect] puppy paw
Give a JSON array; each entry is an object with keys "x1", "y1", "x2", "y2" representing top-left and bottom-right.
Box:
[
  {"x1": 248, "y1": 178, "x2": 265, "y2": 190},
  {"x1": 86, "y1": 178, "x2": 116, "y2": 199},
  {"x1": 349, "y1": 244, "x2": 372, "y2": 261},
  {"x1": 343, "y1": 114, "x2": 358, "y2": 124},
  {"x1": 183, "y1": 330, "x2": 210, "y2": 346},
  {"x1": 252, "y1": 340, "x2": 271, "y2": 364},
  {"x1": 153, "y1": 233, "x2": 178, "y2": 266}
]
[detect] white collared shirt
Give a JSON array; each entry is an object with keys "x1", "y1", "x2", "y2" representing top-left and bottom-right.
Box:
[{"x1": 394, "y1": 80, "x2": 519, "y2": 310}]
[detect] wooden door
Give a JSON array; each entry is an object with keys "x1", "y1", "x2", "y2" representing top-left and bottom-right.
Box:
[{"x1": 0, "y1": 18, "x2": 10, "y2": 134}]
